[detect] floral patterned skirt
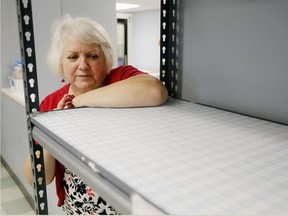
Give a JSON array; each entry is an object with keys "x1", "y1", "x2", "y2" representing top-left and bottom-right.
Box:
[{"x1": 62, "y1": 168, "x2": 119, "y2": 215}]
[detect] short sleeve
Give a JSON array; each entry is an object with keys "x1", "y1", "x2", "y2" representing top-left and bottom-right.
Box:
[{"x1": 104, "y1": 65, "x2": 147, "y2": 85}]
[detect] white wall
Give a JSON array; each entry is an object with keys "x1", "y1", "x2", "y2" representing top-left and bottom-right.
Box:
[{"x1": 1, "y1": 0, "x2": 21, "y2": 89}]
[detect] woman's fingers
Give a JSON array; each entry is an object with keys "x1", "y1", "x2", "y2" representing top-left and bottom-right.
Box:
[{"x1": 56, "y1": 94, "x2": 67, "y2": 110}]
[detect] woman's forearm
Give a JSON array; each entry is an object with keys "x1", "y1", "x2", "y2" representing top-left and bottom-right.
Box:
[
  {"x1": 23, "y1": 148, "x2": 56, "y2": 186},
  {"x1": 73, "y1": 74, "x2": 168, "y2": 108}
]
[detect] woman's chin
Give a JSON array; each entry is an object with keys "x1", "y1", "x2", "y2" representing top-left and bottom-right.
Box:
[{"x1": 72, "y1": 83, "x2": 96, "y2": 94}]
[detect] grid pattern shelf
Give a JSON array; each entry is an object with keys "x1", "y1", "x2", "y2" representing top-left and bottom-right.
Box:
[{"x1": 31, "y1": 98, "x2": 288, "y2": 215}]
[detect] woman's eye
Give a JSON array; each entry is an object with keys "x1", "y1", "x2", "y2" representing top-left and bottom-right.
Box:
[
  {"x1": 67, "y1": 55, "x2": 78, "y2": 60},
  {"x1": 89, "y1": 54, "x2": 99, "y2": 59}
]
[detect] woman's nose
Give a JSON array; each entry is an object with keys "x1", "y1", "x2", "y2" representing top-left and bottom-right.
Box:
[{"x1": 78, "y1": 57, "x2": 89, "y2": 71}]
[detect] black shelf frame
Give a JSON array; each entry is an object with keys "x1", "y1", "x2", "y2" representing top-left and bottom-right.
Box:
[
  {"x1": 160, "y1": 0, "x2": 179, "y2": 98},
  {"x1": 16, "y1": 0, "x2": 48, "y2": 214}
]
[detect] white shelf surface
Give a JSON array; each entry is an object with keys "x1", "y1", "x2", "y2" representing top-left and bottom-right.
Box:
[
  {"x1": 2, "y1": 88, "x2": 25, "y2": 106},
  {"x1": 31, "y1": 98, "x2": 288, "y2": 215}
]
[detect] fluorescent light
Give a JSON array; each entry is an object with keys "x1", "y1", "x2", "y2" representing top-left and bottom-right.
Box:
[{"x1": 116, "y1": 3, "x2": 140, "y2": 11}]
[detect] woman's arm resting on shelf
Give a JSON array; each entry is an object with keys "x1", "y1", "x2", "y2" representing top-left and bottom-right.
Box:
[{"x1": 73, "y1": 74, "x2": 168, "y2": 108}]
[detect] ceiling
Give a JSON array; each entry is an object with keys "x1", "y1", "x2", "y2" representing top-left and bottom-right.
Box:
[{"x1": 116, "y1": 0, "x2": 160, "y2": 13}]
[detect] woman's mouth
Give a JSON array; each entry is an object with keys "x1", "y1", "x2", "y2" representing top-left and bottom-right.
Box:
[{"x1": 76, "y1": 75, "x2": 92, "y2": 78}]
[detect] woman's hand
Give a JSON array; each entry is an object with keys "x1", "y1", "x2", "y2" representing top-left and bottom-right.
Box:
[
  {"x1": 56, "y1": 94, "x2": 68, "y2": 109},
  {"x1": 56, "y1": 94, "x2": 75, "y2": 109}
]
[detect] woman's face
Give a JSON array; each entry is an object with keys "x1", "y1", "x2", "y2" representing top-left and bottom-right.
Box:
[{"x1": 62, "y1": 37, "x2": 107, "y2": 95}]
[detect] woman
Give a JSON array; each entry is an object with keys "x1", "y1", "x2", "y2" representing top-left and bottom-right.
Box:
[{"x1": 23, "y1": 15, "x2": 168, "y2": 215}]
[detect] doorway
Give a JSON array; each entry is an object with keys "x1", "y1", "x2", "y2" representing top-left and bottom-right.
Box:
[{"x1": 117, "y1": 18, "x2": 128, "y2": 66}]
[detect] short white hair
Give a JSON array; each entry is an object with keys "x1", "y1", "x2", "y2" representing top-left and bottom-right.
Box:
[{"x1": 47, "y1": 14, "x2": 114, "y2": 76}]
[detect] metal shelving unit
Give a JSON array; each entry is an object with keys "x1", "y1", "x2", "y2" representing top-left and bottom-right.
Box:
[
  {"x1": 16, "y1": 0, "x2": 177, "y2": 214},
  {"x1": 15, "y1": 1, "x2": 288, "y2": 215},
  {"x1": 16, "y1": 0, "x2": 48, "y2": 214}
]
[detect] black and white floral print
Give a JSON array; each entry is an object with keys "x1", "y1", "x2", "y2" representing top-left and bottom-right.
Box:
[{"x1": 62, "y1": 168, "x2": 119, "y2": 215}]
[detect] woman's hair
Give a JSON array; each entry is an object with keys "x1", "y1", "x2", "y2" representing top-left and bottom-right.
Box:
[{"x1": 47, "y1": 14, "x2": 114, "y2": 76}]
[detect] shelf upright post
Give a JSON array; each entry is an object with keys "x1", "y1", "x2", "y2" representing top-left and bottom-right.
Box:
[
  {"x1": 160, "y1": 0, "x2": 179, "y2": 98},
  {"x1": 16, "y1": 0, "x2": 48, "y2": 214}
]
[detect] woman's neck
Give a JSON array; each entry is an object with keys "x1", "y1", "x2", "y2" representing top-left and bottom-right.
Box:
[{"x1": 68, "y1": 85, "x2": 76, "y2": 96}]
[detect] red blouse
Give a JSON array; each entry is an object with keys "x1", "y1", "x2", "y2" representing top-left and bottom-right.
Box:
[{"x1": 39, "y1": 65, "x2": 145, "y2": 206}]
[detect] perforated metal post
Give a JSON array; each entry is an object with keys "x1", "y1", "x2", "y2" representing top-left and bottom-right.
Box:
[
  {"x1": 16, "y1": 0, "x2": 48, "y2": 214},
  {"x1": 160, "y1": 0, "x2": 179, "y2": 98}
]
